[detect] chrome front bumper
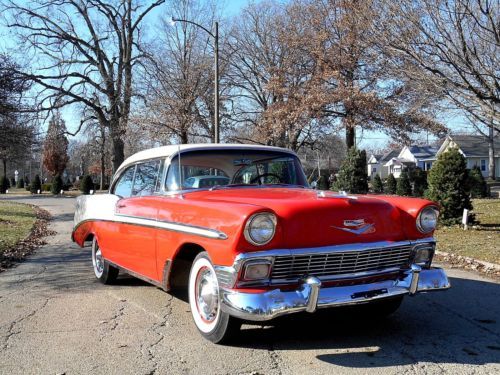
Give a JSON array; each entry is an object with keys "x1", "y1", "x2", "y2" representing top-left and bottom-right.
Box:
[{"x1": 219, "y1": 266, "x2": 450, "y2": 321}]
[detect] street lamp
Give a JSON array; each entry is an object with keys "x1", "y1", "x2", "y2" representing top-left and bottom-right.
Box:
[{"x1": 171, "y1": 17, "x2": 220, "y2": 144}]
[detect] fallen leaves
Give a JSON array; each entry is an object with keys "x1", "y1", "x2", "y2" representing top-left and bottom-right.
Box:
[{"x1": 0, "y1": 205, "x2": 56, "y2": 272}]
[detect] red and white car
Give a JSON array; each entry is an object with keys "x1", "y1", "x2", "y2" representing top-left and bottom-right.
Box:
[{"x1": 72, "y1": 144, "x2": 450, "y2": 343}]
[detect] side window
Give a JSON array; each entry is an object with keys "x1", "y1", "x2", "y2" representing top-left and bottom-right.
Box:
[
  {"x1": 113, "y1": 166, "x2": 135, "y2": 198},
  {"x1": 132, "y1": 160, "x2": 161, "y2": 196}
]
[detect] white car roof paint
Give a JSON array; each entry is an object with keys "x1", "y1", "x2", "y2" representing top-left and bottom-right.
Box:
[{"x1": 116, "y1": 143, "x2": 296, "y2": 175}]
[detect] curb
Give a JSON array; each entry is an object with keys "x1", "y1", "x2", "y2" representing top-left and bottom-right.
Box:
[{"x1": 435, "y1": 250, "x2": 500, "y2": 276}]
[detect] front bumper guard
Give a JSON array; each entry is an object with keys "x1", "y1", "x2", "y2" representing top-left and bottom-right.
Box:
[{"x1": 220, "y1": 266, "x2": 450, "y2": 321}]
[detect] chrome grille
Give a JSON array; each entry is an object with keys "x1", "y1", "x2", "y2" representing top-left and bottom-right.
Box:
[{"x1": 271, "y1": 245, "x2": 412, "y2": 282}]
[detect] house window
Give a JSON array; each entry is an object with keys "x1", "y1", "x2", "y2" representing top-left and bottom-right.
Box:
[
  {"x1": 372, "y1": 167, "x2": 377, "y2": 173},
  {"x1": 480, "y1": 159, "x2": 486, "y2": 171}
]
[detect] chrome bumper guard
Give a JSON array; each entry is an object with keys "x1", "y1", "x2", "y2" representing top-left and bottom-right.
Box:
[{"x1": 219, "y1": 266, "x2": 450, "y2": 321}]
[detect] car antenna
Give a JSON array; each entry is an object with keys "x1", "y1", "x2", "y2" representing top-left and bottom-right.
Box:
[{"x1": 178, "y1": 144, "x2": 184, "y2": 198}]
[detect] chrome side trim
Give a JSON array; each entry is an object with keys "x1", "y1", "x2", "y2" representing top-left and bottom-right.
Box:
[{"x1": 114, "y1": 213, "x2": 228, "y2": 240}]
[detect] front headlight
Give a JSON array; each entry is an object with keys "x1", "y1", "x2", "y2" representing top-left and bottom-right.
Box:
[
  {"x1": 244, "y1": 213, "x2": 277, "y2": 246},
  {"x1": 417, "y1": 206, "x2": 439, "y2": 233}
]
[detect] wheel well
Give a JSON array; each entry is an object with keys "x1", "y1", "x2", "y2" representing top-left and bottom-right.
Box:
[
  {"x1": 84, "y1": 233, "x2": 94, "y2": 246},
  {"x1": 168, "y1": 243, "x2": 205, "y2": 292}
]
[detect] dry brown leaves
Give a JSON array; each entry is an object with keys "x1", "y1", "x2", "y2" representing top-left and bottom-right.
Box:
[
  {"x1": 435, "y1": 252, "x2": 500, "y2": 280},
  {"x1": 0, "y1": 205, "x2": 56, "y2": 272}
]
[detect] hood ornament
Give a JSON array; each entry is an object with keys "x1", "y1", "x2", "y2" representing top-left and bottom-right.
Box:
[{"x1": 331, "y1": 219, "x2": 375, "y2": 235}]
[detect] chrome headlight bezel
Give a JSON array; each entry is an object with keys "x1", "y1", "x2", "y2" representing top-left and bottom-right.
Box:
[
  {"x1": 416, "y1": 206, "x2": 439, "y2": 233},
  {"x1": 412, "y1": 243, "x2": 435, "y2": 268},
  {"x1": 244, "y1": 212, "x2": 277, "y2": 246}
]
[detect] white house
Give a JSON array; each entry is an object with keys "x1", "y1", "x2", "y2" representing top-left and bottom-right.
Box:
[
  {"x1": 367, "y1": 150, "x2": 399, "y2": 179},
  {"x1": 435, "y1": 135, "x2": 500, "y2": 178},
  {"x1": 368, "y1": 145, "x2": 438, "y2": 179}
]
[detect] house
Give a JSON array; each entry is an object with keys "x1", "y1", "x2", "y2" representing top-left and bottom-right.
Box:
[
  {"x1": 367, "y1": 150, "x2": 399, "y2": 179},
  {"x1": 368, "y1": 145, "x2": 438, "y2": 179},
  {"x1": 435, "y1": 135, "x2": 500, "y2": 178}
]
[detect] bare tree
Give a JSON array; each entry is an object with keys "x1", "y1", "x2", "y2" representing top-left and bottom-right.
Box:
[
  {"x1": 135, "y1": 0, "x2": 223, "y2": 144},
  {"x1": 226, "y1": 1, "x2": 331, "y2": 151},
  {"x1": 381, "y1": 0, "x2": 499, "y2": 178},
  {"x1": 2, "y1": 0, "x2": 165, "y2": 171},
  {"x1": 0, "y1": 53, "x2": 36, "y2": 177}
]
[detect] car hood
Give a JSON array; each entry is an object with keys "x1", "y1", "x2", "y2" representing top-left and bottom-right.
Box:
[{"x1": 185, "y1": 188, "x2": 408, "y2": 248}]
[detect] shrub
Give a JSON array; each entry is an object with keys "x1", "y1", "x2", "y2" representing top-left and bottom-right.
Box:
[
  {"x1": 0, "y1": 176, "x2": 9, "y2": 194},
  {"x1": 30, "y1": 175, "x2": 42, "y2": 194},
  {"x1": 410, "y1": 167, "x2": 427, "y2": 197},
  {"x1": 25, "y1": 184, "x2": 31, "y2": 191},
  {"x1": 372, "y1": 175, "x2": 383, "y2": 193},
  {"x1": 9, "y1": 177, "x2": 15, "y2": 187},
  {"x1": 80, "y1": 175, "x2": 94, "y2": 194},
  {"x1": 42, "y1": 183, "x2": 52, "y2": 192},
  {"x1": 24, "y1": 176, "x2": 30, "y2": 185},
  {"x1": 16, "y1": 177, "x2": 25, "y2": 188},
  {"x1": 51, "y1": 175, "x2": 64, "y2": 195},
  {"x1": 386, "y1": 174, "x2": 397, "y2": 194},
  {"x1": 396, "y1": 170, "x2": 412, "y2": 196},
  {"x1": 426, "y1": 147, "x2": 472, "y2": 223},
  {"x1": 332, "y1": 147, "x2": 368, "y2": 194},
  {"x1": 469, "y1": 166, "x2": 488, "y2": 198}
]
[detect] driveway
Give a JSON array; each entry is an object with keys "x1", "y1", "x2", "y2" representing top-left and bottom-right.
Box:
[{"x1": 1, "y1": 195, "x2": 499, "y2": 374}]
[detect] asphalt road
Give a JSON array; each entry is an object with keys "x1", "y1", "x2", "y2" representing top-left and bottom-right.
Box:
[{"x1": 1, "y1": 195, "x2": 499, "y2": 375}]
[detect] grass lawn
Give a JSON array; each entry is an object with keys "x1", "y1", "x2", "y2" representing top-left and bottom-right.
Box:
[
  {"x1": 0, "y1": 201, "x2": 37, "y2": 256},
  {"x1": 435, "y1": 199, "x2": 500, "y2": 264}
]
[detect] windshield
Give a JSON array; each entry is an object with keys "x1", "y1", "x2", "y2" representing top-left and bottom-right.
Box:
[{"x1": 165, "y1": 149, "x2": 308, "y2": 191}]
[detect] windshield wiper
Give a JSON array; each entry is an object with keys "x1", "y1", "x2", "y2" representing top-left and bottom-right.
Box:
[
  {"x1": 264, "y1": 183, "x2": 306, "y2": 188},
  {"x1": 209, "y1": 183, "x2": 258, "y2": 191}
]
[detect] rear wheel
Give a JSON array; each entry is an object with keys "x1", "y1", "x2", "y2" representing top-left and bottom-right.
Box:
[
  {"x1": 92, "y1": 237, "x2": 119, "y2": 284},
  {"x1": 188, "y1": 252, "x2": 241, "y2": 344}
]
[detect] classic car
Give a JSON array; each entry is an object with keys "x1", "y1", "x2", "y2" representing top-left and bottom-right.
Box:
[{"x1": 72, "y1": 144, "x2": 450, "y2": 343}]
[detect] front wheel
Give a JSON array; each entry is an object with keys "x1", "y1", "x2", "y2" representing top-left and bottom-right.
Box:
[
  {"x1": 188, "y1": 252, "x2": 241, "y2": 344},
  {"x1": 92, "y1": 237, "x2": 119, "y2": 284}
]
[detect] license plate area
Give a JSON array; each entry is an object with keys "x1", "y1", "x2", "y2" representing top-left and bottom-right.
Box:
[{"x1": 351, "y1": 288, "x2": 388, "y2": 299}]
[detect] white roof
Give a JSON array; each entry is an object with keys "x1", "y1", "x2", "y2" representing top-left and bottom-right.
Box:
[{"x1": 117, "y1": 143, "x2": 296, "y2": 174}]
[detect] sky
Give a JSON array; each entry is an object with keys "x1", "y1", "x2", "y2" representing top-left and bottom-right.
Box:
[{"x1": 0, "y1": 0, "x2": 473, "y2": 151}]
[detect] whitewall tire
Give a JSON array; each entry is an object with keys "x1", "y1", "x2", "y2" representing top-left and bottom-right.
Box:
[
  {"x1": 188, "y1": 252, "x2": 240, "y2": 343},
  {"x1": 91, "y1": 237, "x2": 119, "y2": 284}
]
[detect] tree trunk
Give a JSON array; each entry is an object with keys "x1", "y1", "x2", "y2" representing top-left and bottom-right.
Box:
[
  {"x1": 2, "y1": 159, "x2": 6, "y2": 177},
  {"x1": 111, "y1": 131, "x2": 125, "y2": 173},
  {"x1": 345, "y1": 125, "x2": 355, "y2": 149},
  {"x1": 488, "y1": 126, "x2": 496, "y2": 180},
  {"x1": 100, "y1": 125, "x2": 106, "y2": 190}
]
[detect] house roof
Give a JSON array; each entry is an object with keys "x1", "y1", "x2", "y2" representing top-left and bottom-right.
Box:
[
  {"x1": 407, "y1": 145, "x2": 439, "y2": 159},
  {"x1": 445, "y1": 135, "x2": 500, "y2": 157},
  {"x1": 379, "y1": 150, "x2": 399, "y2": 162}
]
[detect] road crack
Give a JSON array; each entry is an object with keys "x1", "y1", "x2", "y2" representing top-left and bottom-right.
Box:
[
  {"x1": 141, "y1": 294, "x2": 173, "y2": 375},
  {"x1": 2, "y1": 297, "x2": 51, "y2": 350}
]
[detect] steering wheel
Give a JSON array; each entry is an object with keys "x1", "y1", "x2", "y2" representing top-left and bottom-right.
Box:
[{"x1": 250, "y1": 173, "x2": 283, "y2": 184}]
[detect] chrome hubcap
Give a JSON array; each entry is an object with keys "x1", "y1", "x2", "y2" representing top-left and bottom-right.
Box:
[
  {"x1": 93, "y1": 244, "x2": 104, "y2": 276},
  {"x1": 195, "y1": 267, "x2": 219, "y2": 323}
]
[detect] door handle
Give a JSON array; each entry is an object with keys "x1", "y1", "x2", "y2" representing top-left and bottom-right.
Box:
[{"x1": 117, "y1": 203, "x2": 127, "y2": 209}]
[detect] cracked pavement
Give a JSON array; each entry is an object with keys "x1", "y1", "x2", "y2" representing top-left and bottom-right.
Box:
[{"x1": 1, "y1": 195, "x2": 499, "y2": 374}]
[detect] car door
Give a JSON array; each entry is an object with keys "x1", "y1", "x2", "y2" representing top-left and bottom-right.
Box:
[{"x1": 113, "y1": 160, "x2": 162, "y2": 281}]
